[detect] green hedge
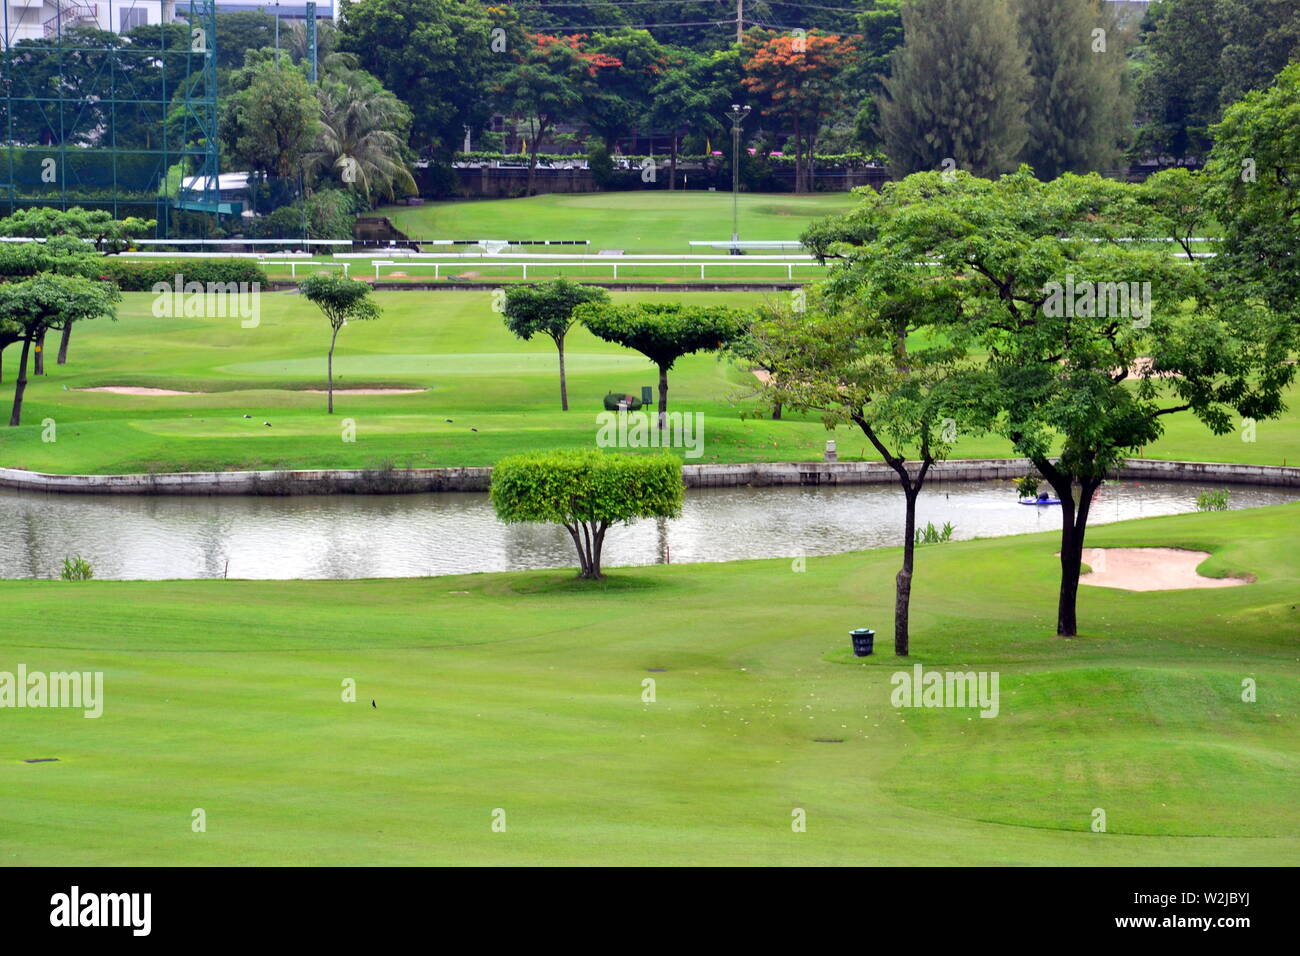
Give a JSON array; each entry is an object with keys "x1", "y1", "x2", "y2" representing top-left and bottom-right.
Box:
[{"x1": 99, "y1": 259, "x2": 269, "y2": 291}]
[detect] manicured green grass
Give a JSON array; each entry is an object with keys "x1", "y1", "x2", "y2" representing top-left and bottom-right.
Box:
[
  {"x1": 380, "y1": 191, "x2": 858, "y2": 254},
  {"x1": 1, "y1": 288, "x2": 1296, "y2": 475},
  {"x1": 2, "y1": 504, "x2": 1296, "y2": 865}
]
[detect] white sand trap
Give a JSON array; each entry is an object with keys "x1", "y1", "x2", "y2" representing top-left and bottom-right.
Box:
[
  {"x1": 300, "y1": 388, "x2": 427, "y2": 395},
  {"x1": 78, "y1": 386, "x2": 197, "y2": 395},
  {"x1": 1078, "y1": 547, "x2": 1250, "y2": 591},
  {"x1": 751, "y1": 369, "x2": 773, "y2": 384}
]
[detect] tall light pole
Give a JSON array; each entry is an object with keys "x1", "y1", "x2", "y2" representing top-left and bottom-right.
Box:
[{"x1": 728, "y1": 104, "x2": 750, "y2": 254}]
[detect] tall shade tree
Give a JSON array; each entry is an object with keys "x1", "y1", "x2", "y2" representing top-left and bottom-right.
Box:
[
  {"x1": 1134, "y1": 0, "x2": 1300, "y2": 161},
  {"x1": 748, "y1": 273, "x2": 973, "y2": 656},
  {"x1": 496, "y1": 35, "x2": 604, "y2": 196},
  {"x1": 875, "y1": 0, "x2": 1030, "y2": 178},
  {"x1": 3, "y1": 274, "x2": 120, "y2": 427},
  {"x1": 1203, "y1": 62, "x2": 1300, "y2": 334},
  {"x1": 805, "y1": 168, "x2": 1294, "y2": 637},
  {"x1": 299, "y1": 274, "x2": 381, "y2": 414},
  {"x1": 1015, "y1": 0, "x2": 1133, "y2": 179},
  {"x1": 220, "y1": 53, "x2": 322, "y2": 180},
  {"x1": 726, "y1": 299, "x2": 802, "y2": 421},
  {"x1": 742, "y1": 31, "x2": 860, "y2": 193},
  {"x1": 502, "y1": 279, "x2": 610, "y2": 411},
  {"x1": 306, "y1": 65, "x2": 417, "y2": 206},
  {"x1": 648, "y1": 53, "x2": 720, "y2": 190},
  {"x1": 0, "y1": 235, "x2": 105, "y2": 372},
  {"x1": 849, "y1": 0, "x2": 906, "y2": 150},
  {"x1": 584, "y1": 29, "x2": 665, "y2": 150},
  {"x1": 490, "y1": 450, "x2": 683, "y2": 579},
  {"x1": 336, "y1": 0, "x2": 496, "y2": 155},
  {"x1": 576, "y1": 302, "x2": 750, "y2": 430}
]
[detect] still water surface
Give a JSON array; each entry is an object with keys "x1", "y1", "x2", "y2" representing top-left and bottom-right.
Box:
[{"x1": 0, "y1": 479, "x2": 1294, "y2": 581}]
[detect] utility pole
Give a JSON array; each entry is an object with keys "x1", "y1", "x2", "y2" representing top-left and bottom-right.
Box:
[
  {"x1": 736, "y1": 0, "x2": 744, "y2": 42},
  {"x1": 728, "y1": 104, "x2": 751, "y2": 253}
]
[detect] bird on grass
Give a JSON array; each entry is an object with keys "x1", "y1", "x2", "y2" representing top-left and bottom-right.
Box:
[
  {"x1": 371, "y1": 699, "x2": 376, "y2": 709},
  {"x1": 470, "y1": 427, "x2": 478, "y2": 432},
  {"x1": 445, "y1": 419, "x2": 454, "y2": 423},
  {"x1": 263, "y1": 422, "x2": 272, "y2": 427}
]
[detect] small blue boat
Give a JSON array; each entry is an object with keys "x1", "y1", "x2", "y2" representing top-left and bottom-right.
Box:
[{"x1": 1019, "y1": 494, "x2": 1062, "y2": 506}]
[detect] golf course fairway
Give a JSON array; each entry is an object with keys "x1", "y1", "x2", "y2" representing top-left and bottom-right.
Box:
[{"x1": 2, "y1": 503, "x2": 1296, "y2": 866}]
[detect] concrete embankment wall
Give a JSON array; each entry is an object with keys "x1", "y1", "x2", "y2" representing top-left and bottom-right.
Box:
[{"x1": 2, "y1": 458, "x2": 1296, "y2": 497}]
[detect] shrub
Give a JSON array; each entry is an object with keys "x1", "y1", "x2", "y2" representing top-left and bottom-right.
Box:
[
  {"x1": 603, "y1": 392, "x2": 643, "y2": 411},
  {"x1": 490, "y1": 450, "x2": 683, "y2": 579},
  {"x1": 914, "y1": 521, "x2": 954, "y2": 545},
  {"x1": 1196, "y1": 489, "x2": 1230, "y2": 512},
  {"x1": 100, "y1": 259, "x2": 268, "y2": 291},
  {"x1": 60, "y1": 556, "x2": 94, "y2": 581}
]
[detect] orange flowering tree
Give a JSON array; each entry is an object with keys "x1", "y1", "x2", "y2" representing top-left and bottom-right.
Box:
[{"x1": 741, "y1": 31, "x2": 860, "y2": 192}]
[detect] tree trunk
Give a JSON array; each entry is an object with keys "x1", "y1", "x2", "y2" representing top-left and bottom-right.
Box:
[
  {"x1": 34, "y1": 328, "x2": 46, "y2": 375},
  {"x1": 896, "y1": 483, "x2": 921, "y2": 657},
  {"x1": 57, "y1": 322, "x2": 73, "y2": 365},
  {"x1": 772, "y1": 401, "x2": 782, "y2": 421},
  {"x1": 1034, "y1": 457, "x2": 1103, "y2": 637},
  {"x1": 591, "y1": 521, "x2": 608, "y2": 578},
  {"x1": 793, "y1": 119, "x2": 803, "y2": 194},
  {"x1": 9, "y1": 335, "x2": 33, "y2": 427},
  {"x1": 656, "y1": 364, "x2": 668, "y2": 432},
  {"x1": 564, "y1": 522, "x2": 591, "y2": 577},
  {"x1": 669, "y1": 133, "x2": 679, "y2": 190},
  {"x1": 853, "y1": 413, "x2": 932, "y2": 656},
  {"x1": 527, "y1": 119, "x2": 547, "y2": 198},
  {"x1": 556, "y1": 334, "x2": 569, "y2": 411},
  {"x1": 327, "y1": 327, "x2": 340, "y2": 414}
]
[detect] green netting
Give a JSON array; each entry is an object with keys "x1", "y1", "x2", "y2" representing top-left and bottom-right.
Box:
[{"x1": 0, "y1": 0, "x2": 219, "y2": 235}]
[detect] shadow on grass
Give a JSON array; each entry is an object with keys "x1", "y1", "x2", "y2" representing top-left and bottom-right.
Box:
[{"x1": 503, "y1": 568, "x2": 675, "y2": 598}]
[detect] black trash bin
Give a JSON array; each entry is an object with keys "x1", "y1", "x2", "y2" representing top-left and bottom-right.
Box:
[{"x1": 850, "y1": 628, "x2": 875, "y2": 657}]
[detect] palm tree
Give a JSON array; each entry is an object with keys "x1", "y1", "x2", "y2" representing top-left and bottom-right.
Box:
[{"x1": 306, "y1": 67, "x2": 417, "y2": 207}]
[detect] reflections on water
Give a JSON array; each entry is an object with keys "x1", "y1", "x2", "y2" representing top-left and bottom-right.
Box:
[{"x1": 0, "y1": 479, "x2": 1294, "y2": 581}]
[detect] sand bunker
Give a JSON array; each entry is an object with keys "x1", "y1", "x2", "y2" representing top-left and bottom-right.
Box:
[
  {"x1": 1077, "y1": 547, "x2": 1250, "y2": 591},
  {"x1": 300, "y1": 388, "x2": 426, "y2": 395},
  {"x1": 78, "y1": 386, "x2": 196, "y2": 395}
]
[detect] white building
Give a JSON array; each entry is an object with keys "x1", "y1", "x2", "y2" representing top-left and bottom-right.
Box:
[{"x1": 2, "y1": 0, "x2": 179, "y2": 46}]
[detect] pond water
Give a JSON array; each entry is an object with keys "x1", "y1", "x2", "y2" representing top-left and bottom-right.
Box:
[{"x1": 0, "y1": 478, "x2": 1294, "y2": 581}]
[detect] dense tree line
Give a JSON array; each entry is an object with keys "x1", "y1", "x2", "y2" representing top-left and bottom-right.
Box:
[{"x1": 3, "y1": 0, "x2": 1294, "y2": 214}]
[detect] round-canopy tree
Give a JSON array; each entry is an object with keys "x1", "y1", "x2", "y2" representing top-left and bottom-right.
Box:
[
  {"x1": 490, "y1": 450, "x2": 683, "y2": 579},
  {"x1": 2, "y1": 273, "x2": 120, "y2": 427},
  {"x1": 576, "y1": 302, "x2": 750, "y2": 429},
  {"x1": 299, "y1": 273, "x2": 381, "y2": 413},
  {"x1": 502, "y1": 278, "x2": 609, "y2": 411}
]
